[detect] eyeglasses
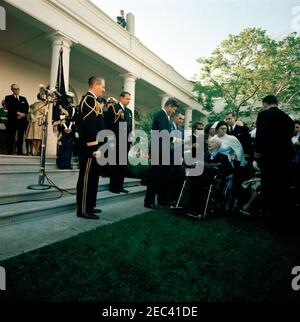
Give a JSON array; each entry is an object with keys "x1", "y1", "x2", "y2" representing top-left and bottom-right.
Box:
[{"x1": 12, "y1": 88, "x2": 19, "y2": 90}]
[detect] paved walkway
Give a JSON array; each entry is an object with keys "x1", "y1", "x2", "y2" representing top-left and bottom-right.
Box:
[{"x1": 0, "y1": 194, "x2": 151, "y2": 261}]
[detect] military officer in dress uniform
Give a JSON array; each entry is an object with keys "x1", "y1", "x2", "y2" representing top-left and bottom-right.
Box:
[
  {"x1": 56, "y1": 92, "x2": 77, "y2": 169},
  {"x1": 76, "y1": 76, "x2": 106, "y2": 220},
  {"x1": 104, "y1": 91, "x2": 133, "y2": 193}
]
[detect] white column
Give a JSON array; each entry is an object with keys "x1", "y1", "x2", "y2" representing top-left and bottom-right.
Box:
[
  {"x1": 160, "y1": 93, "x2": 171, "y2": 109},
  {"x1": 184, "y1": 107, "x2": 193, "y2": 131},
  {"x1": 126, "y1": 13, "x2": 135, "y2": 35},
  {"x1": 46, "y1": 33, "x2": 72, "y2": 156},
  {"x1": 122, "y1": 73, "x2": 137, "y2": 130}
]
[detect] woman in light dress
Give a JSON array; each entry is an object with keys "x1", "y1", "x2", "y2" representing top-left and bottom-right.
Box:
[{"x1": 25, "y1": 93, "x2": 47, "y2": 156}]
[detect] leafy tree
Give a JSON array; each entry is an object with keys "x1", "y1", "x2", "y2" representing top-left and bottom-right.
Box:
[{"x1": 195, "y1": 28, "x2": 300, "y2": 118}]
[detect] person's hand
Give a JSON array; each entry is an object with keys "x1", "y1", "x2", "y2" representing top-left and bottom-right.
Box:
[
  {"x1": 92, "y1": 150, "x2": 101, "y2": 158},
  {"x1": 17, "y1": 112, "x2": 25, "y2": 119},
  {"x1": 254, "y1": 152, "x2": 262, "y2": 159},
  {"x1": 252, "y1": 160, "x2": 260, "y2": 172},
  {"x1": 174, "y1": 138, "x2": 182, "y2": 144},
  {"x1": 241, "y1": 160, "x2": 248, "y2": 167}
]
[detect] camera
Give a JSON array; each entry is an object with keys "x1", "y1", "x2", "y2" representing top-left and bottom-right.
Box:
[{"x1": 39, "y1": 84, "x2": 62, "y2": 102}]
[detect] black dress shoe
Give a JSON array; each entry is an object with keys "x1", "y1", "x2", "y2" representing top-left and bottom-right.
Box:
[
  {"x1": 157, "y1": 204, "x2": 169, "y2": 209},
  {"x1": 109, "y1": 189, "x2": 120, "y2": 194},
  {"x1": 144, "y1": 204, "x2": 158, "y2": 210},
  {"x1": 92, "y1": 208, "x2": 102, "y2": 214},
  {"x1": 77, "y1": 213, "x2": 100, "y2": 219},
  {"x1": 120, "y1": 188, "x2": 129, "y2": 193}
]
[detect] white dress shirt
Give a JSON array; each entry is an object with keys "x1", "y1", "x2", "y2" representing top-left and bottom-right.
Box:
[
  {"x1": 292, "y1": 133, "x2": 300, "y2": 145},
  {"x1": 88, "y1": 91, "x2": 97, "y2": 99},
  {"x1": 162, "y1": 108, "x2": 170, "y2": 120},
  {"x1": 119, "y1": 102, "x2": 125, "y2": 111}
]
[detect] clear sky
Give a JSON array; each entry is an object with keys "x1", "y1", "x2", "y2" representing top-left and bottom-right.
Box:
[{"x1": 91, "y1": 0, "x2": 300, "y2": 80}]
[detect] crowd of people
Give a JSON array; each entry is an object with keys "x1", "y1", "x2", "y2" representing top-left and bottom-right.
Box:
[
  {"x1": 1, "y1": 79, "x2": 299, "y2": 227},
  {"x1": 144, "y1": 94, "x2": 300, "y2": 229},
  {"x1": 0, "y1": 84, "x2": 77, "y2": 170}
]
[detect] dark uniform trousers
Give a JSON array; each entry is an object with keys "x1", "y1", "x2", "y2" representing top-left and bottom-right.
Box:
[
  {"x1": 57, "y1": 133, "x2": 74, "y2": 168},
  {"x1": 76, "y1": 155, "x2": 100, "y2": 215},
  {"x1": 104, "y1": 103, "x2": 132, "y2": 192},
  {"x1": 109, "y1": 141, "x2": 129, "y2": 191}
]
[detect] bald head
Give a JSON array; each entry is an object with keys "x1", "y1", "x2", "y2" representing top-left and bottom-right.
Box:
[{"x1": 208, "y1": 137, "x2": 222, "y2": 152}]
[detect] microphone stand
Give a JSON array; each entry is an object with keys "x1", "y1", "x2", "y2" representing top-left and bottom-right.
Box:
[{"x1": 27, "y1": 96, "x2": 53, "y2": 190}]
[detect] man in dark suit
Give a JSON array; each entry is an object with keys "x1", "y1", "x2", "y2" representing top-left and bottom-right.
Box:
[
  {"x1": 225, "y1": 111, "x2": 252, "y2": 204},
  {"x1": 225, "y1": 112, "x2": 251, "y2": 159},
  {"x1": 144, "y1": 98, "x2": 179, "y2": 209},
  {"x1": 105, "y1": 91, "x2": 133, "y2": 193},
  {"x1": 170, "y1": 111, "x2": 185, "y2": 204},
  {"x1": 116, "y1": 10, "x2": 127, "y2": 28},
  {"x1": 5, "y1": 84, "x2": 29, "y2": 154},
  {"x1": 76, "y1": 76, "x2": 106, "y2": 220},
  {"x1": 255, "y1": 95, "x2": 294, "y2": 224}
]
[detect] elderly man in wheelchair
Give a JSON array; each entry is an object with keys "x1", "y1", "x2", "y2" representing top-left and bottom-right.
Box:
[{"x1": 184, "y1": 137, "x2": 234, "y2": 219}]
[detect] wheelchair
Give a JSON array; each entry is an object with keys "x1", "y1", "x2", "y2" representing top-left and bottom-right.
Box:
[{"x1": 171, "y1": 162, "x2": 234, "y2": 219}]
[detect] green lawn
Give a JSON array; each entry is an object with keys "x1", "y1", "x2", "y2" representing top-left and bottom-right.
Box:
[{"x1": 1, "y1": 210, "x2": 299, "y2": 302}]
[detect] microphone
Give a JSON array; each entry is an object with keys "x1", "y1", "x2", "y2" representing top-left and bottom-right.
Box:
[{"x1": 49, "y1": 88, "x2": 62, "y2": 97}]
